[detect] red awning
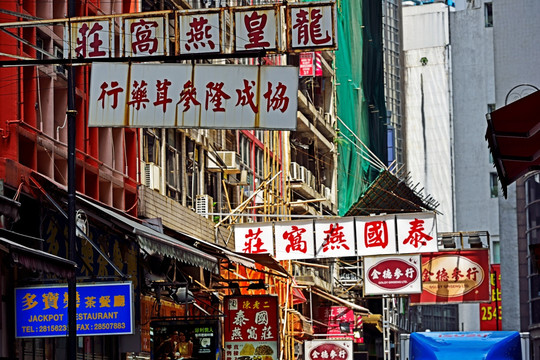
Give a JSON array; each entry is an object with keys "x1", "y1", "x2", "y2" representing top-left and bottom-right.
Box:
[{"x1": 485, "y1": 90, "x2": 540, "y2": 197}]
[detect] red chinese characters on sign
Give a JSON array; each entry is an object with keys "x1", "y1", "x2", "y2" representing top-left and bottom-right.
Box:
[
  {"x1": 74, "y1": 21, "x2": 109, "y2": 58},
  {"x1": 365, "y1": 221, "x2": 389, "y2": 249},
  {"x1": 480, "y1": 264, "x2": 502, "y2": 331},
  {"x1": 243, "y1": 12, "x2": 270, "y2": 49},
  {"x1": 224, "y1": 296, "x2": 278, "y2": 360},
  {"x1": 318, "y1": 306, "x2": 354, "y2": 337},
  {"x1": 97, "y1": 78, "x2": 290, "y2": 115},
  {"x1": 290, "y1": 5, "x2": 333, "y2": 49},
  {"x1": 402, "y1": 218, "x2": 433, "y2": 248},
  {"x1": 410, "y1": 250, "x2": 490, "y2": 304},
  {"x1": 243, "y1": 228, "x2": 268, "y2": 254},
  {"x1": 274, "y1": 221, "x2": 315, "y2": 260},
  {"x1": 185, "y1": 16, "x2": 215, "y2": 51},
  {"x1": 396, "y1": 213, "x2": 437, "y2": 253},
  {"x1": 283, "y1": 226, "x2": 307, "y2": 254},
  {"x1": 322, "y1": 223, "x2": 349, "y2": 253},
  {"x1": 130, "y1": 19, "x2": 159, "y2": 55}
]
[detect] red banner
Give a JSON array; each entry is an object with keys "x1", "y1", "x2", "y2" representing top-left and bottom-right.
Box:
[
  {"x1": 410, "y1": 249, "x2": 490, "y2": 304},
  {"x1": 480, "y1": 264, "x2": 502, "y2": 330},
  {"x1": 299, "y1": 52, "x2": 314, "y2": 77},
  {"x1": 224, "y1": 296, "x2": 279, "y2": 360}
]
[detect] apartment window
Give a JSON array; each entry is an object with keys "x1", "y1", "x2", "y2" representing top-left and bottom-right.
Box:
[
  {"x1": 490, "y1": 172, "x2": 499, "y2": 198},
  {"x1": 487, "y1": 103, "x2": 496, "y2": 113},
  {"x1": 485, "y1": 3, "x2": 493, "y2": 27},
  {"x1": 143, "y1": 130, "x2": 160, "y2": 164}
]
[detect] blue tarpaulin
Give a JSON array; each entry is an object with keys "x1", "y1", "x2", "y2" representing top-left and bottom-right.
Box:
[{"x1": 410, "y1": 331, "x2": 522, "y2": 360}]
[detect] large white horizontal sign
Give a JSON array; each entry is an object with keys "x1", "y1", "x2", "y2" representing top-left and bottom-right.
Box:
[
  {"x1": 233, "y1": 212, "x2": 438, "y2": 259},
  {"x1": 88, "y1": 63, "x2": 298, "y2": 129}
]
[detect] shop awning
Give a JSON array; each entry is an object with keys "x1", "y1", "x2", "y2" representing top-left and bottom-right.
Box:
[
  {"x1": 77, "y1": 196, "x2": 219, "y2": 274},
  {"x1": 193, "y1": 240, "x2": 257, "y2": 269},
  {"x1": 311, "y1": 287, "x2": 370, "y2": 314},
  {"x1": 0, "y1": 235, "x2": 76, "y2": 278},
  {"x1": 362, "y1": 314, "x2": 383, "y2": 333},
  {"x1": 238, "y1": 253, "x2": 291, "y2": 277},
  {"x1": 486, "y1": 90, "x2": 540, "y2": 197}
]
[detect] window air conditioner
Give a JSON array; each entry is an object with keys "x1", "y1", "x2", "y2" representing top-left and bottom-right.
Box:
[
  {"x1": 196, "y1": 194, "x2": 213, "y2": 219},
  {"x1": 142, "y1": 162, "x2": 162, "y2": 192},
  {"x1": 54, "y1": 46, "x2": 66, "y2": 77}
]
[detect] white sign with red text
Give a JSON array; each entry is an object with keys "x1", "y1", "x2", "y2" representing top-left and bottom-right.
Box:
[
  {"x1": 274, "y1": 220, "x2": 315, "y2": 260},
  {"x1": 356, "y1": 215, "x2": 397, "y2": 256},
  {"x1": 178, "y1": 10, "x2": 222, "y2": 54},
  {"x1": 364, "y1": 254, "x2": 422, "y2": 295},
  {"x1": 396, "y1": 212, "x2": 438, "y2": 253},
  {"x1": 288, "y1": 3, "x2": 335, "y2": 50},
  {"x1": 234, "y1": 223, "x2": 274, "y2": 255},
  {"x1": 314, "y1": 218, "x2": 356, "y2": 259},
  {"x1": 125, "y1": 17, "x2": 169, "y2": 57},
  {"x1": 65, "y1": 20, "x2": 113, "y2": 59},
  {"x1": 88, "y1": 63, "x2": 299, "y2": 129},
  {"x1": 234, "y1": 7, "x2": 279, "y2": 52}
]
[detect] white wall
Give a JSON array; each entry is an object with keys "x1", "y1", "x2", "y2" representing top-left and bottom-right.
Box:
[
  {"x1": 450, "y1": 1, "x2": 497, "y2": 331},
  {"x1": 403, "y1": 4, "x2": 454, "y2": 232}
]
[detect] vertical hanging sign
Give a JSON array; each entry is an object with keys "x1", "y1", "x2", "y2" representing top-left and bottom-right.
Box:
[{"x1": 224, "y1": 295, "x2": 279, "y2": 360}]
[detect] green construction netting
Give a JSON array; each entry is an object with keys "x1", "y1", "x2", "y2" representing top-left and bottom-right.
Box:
[{"x1": 335, "y1": 0, "x2": 387, "y2": 215}]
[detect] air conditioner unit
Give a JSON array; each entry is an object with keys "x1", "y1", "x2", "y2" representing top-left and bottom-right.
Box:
[
  {"x1": 142, "y1": 162, "x2": 162, "y2": 192},
  {"x1": 207, "y1": 151, "x2": 241, "y2": 173},
  {"x1": 196, "y1": 194, "x2": 213, "y2": 219},
  {"x1": 289, "y1": 162, "x2": 302, "y2": 181}
]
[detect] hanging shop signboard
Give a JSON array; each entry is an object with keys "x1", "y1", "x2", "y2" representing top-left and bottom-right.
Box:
[
  {"x1": 317, "y1": 306, "x2": 354, "y2": 338},
  {"x1": 304, "y1": 340, "x2": 353, "y2": 360},
  {"x1": 234, "y1": 212, "x2": 438, "y2": 260},
  {"x1": 14, "y1": 282, "x2": 133, "y2": 338},
  {"x1": 410, "y1": 249, "x2": 490, "y2": 304},
  {"x1": 274, "y1": 220, "x2": 315, "y2": 260},
  {"x1": 314, "y1": 218, "x2": 356, "y2": 259},
  {"x1": 234, "y1": 222, "x2": 275, "y2": 255},
  {"x1": 479, "y1": 264, "x2": 502, "y2": 331},
  {"x1": 151, "y1": 319, "x2": 220, "y2": 360},
  {"x1": 299, "y1": 52, "x2": 315, "y2": 77},
  {"x1": 396, "y1": 212, "x2": 438, "y2": 253},
  {"x1": 233, "y1": 5, "x2": 280, "y2": 52},
  {"x1": 62, "y1": 2, "x2": 336, "y2": 60},
  {"x1": 355, "y1": 215, "x2": 397, "y2": 256},
  {"x1": 224, "y1": 295, "x2": 279, "y2": 360},
  {"x1": 363, "y1": 254, "x2": 422, "y2": 296},
  {"x1": 88, "y1": 63, "x2": 299, "y2": 129}
]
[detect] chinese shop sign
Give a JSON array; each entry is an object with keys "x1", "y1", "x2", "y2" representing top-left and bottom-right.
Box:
[
  {"x1": 356, "y1": 215, "x2": 397, "y2": 256},
  {"x1": 396, "y1": 212, "x2": 438, "y2": 253},
  {"x1": 274, "y1": 220, "x2": 315, "y2": 260},
  {"x1": 410, "y1": 249, "x2": 490, "y2": 304},
  {"x1": 287, "y1": 2, "x2": 336, "y2": 52},
  {"x1": 480, "y1": 264, "x2": 502, "y2": 330},
  {"x1": 235, "y1": 223, "x2": 274, "y2": 255},
  {"x1": 304, "y1": 340, "x2": 353, "y2": 360},
  {"x1": 234, "y1": 212, "x2": 437, "y2": 259},
  {"x1": 15, "y1": 282, "x2": 133, "y2": 338},
  {"x1": 363, "y1": 255, "x2": 422, "y2": 295},
  {"x1": 63, "y1": 3, "x2": 336, "y2": 60},
  {"x1": 314, "y1": 218, "x2": 356, "y2": 259},
  {"x1": 317, "y1": 306, "x2": 354, "y2": 338},
  {"x1": 88, "y1": 63, "x2": 298, "y2": 130},
  {"x1": 151, "y1": 320, "x2": 220, "y2": 360},
  {"x1": 233, "y1": 5, "x2": 280, "y2": 52},
  {"x1": 224, "y1": 295, "x2": 279, "y2": 360}
]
